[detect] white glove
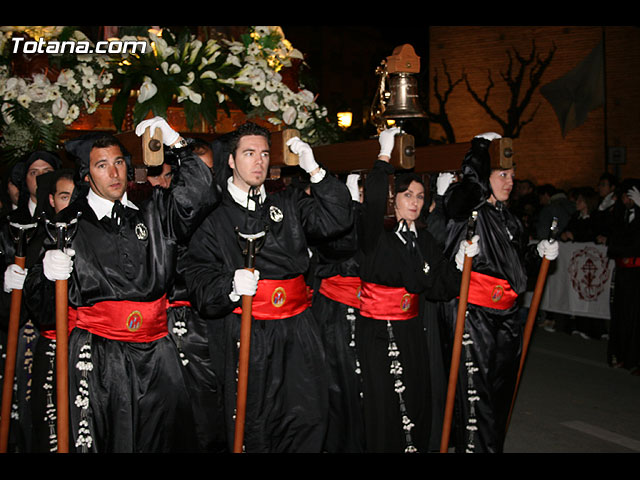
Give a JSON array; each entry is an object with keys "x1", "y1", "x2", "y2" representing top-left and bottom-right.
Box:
[
  {"x1": 286, "y1": 137, "x2": 319, "y2": 174},
  {"x1": 135, "y1": 116, "x2": 180, "y2": 146},
  {"x1": 43, "y1": 248, "x2": 75, "y2": 282},
  {"x1": 537, "y1": 239, "x2": 559, "y2": 260},
  {"x1": 231, "y1": 268, "x2": 261, "y2": 299},
  {"x1": 599, "y1": 192, "x2": 615, "y2": 211},
  {"x1": 346, "y1": 173, "x2": 360, "y2": 202},
  {"x1": 627, "y1": 187, "x2": 640, "y2": 207},
  {"x1": 436, "y1": 172, "x2": 455, "y2": 196},
  {"x1": 455, "y1": 235, "x2": 480, "y2": 271},
  {"x1": 474, "y1": 132, "x2": 502, "y2": 142},
  {"x1": 378, "y1": 127, "x2": 401, "y2": 158},
  {"x1": 4, "y1": 264, "x2": 27, "y2": 293}
]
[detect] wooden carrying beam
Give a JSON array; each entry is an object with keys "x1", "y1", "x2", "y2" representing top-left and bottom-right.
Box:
[{"x1": 312, "y1": 134, "x2": 417, "y2": 173}]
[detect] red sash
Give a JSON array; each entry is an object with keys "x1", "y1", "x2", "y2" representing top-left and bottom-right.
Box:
[
  {"x1": 318, "y1": 275, "x2": 362, "y2": 309},
  {"x1": 75, "y1": 295, "x2": 169, "y2": 342},
  {"x1": 466, "y1": 271, "x2": 518, "y2": 310},
  {"x1": 167, "y1": 299, "x2": 192, "y2": 308},
  {"x1": 359, "y1": 281, "x2": 419, "y2": 321},
  {"x1": 40, "y1": 307, "x2": 78, "y2": 340},
  {"x1": 232, "y1": 275, "x2": 310, "y2": 320},
  {"x1": 616, "y1": 257, "x2": 640, "y2": 268}
]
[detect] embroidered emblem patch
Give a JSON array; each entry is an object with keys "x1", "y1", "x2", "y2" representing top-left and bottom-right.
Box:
[
  {"x1": 491, "y1": 285, "x2": 504, "y2": 303},
  {"x1": 269, "y1": 205, "x2": 284, "y2": 223},
  {"x1": 400, "y1": 293, "x2": 412, "y2": 312},
  {"x1": 135, "y1": 222, "x2": 148, "y2": 240},
  {"x1": 356, "y1": 285, "x2": 362, "y2": 300},
  {"x1": 271, "y1": 286, "x2": 286, "y2": 308},
  {"x1": 126, "y1": 310, "x2": 143, "y2": 332}
]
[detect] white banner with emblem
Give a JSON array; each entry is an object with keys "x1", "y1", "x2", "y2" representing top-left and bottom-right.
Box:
[{"x1": 523, "y1": 241, "x2": 614, "y2": 319}]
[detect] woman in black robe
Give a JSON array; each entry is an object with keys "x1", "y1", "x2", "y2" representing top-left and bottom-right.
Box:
[
  {"x1": 440, "y1": 132, "x2": 557, "y2": 453},
  {"x1": 355, "y1": 128, "x2": 469, "y2": 453}
]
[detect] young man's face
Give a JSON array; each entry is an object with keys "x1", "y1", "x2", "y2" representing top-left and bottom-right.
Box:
[
  {"x1": 85, "y1": 145, "x2": 128, "y2": 202},
  {"x1": 228, "y1": 135, "x2": 270, "y2": 192},
  {"x1": 26, "y1": 159, "x2": 55, "y2": 200},
  {"x1": 49, "y1": 177, "x2": 75, "y2": 213},
  {"x1": 147, "y1": 163, "x2": 173, "y2": 189}
]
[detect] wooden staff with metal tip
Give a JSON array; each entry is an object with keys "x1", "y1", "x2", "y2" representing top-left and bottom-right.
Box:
[
  {"x1": 0, "y1": 220, "x2": 37, "y2": 453},
  {"x1": 440, "y1": 210, "x2": 478, "y2": 453},
  {"x1": 506, "y1": 216, "x2": 559, "y2": 434},
  {"x1": 44, "y1": 214, "x2": 80, "y2": 453},
  {"x1": 233, "y1": 229, "x2": 266, "y2": 454}
]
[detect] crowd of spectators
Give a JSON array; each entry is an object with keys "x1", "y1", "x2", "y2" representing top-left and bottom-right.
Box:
[{"x1": 507, "y1": 171, "x2": 639, "y2": 368}]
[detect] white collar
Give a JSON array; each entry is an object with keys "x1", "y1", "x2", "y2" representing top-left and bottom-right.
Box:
[
  {"x1": 227, "y1": 176, "x2": 266, "y2": 211},
  {"x1": 28, "y1": 198, "x2": 37, "y2": 217},
  {"x1": 395, "y1": 220, "x2": 418, "y2": 244},
  {"x1": 87, "y1": 188, "x2": 138, "y2": 220}
]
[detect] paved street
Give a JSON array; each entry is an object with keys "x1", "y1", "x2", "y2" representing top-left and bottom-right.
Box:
[{"x1": 504, "y1": 326, "x2": 640, "y2": 453}]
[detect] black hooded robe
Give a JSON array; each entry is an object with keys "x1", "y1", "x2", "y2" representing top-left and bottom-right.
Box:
[
  {"x1": 24, "y1": 139, "x2": 217, "y2": 453},
  {"x1": 440, "y1": 136, "x2": 539, "y2": 453},
  {"x1": 185, "y1": 171, "x2": 353, "y2": 453},
  {"x1": 355, "y1": 160, "x2": 461, "y2": 453}
]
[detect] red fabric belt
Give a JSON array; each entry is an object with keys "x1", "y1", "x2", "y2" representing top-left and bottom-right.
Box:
[
  {"x1": 359, "y1": 281, "x2": 419, "y2": 321},
  {"x1": 232, "y1": 275, "x2": 310, "y2": 320},
  {"x1": 167, "y1": 300, "x2": 192, "y2": 308},
  {"x1": 616, "y1": 257, "x2": 640, "y2": 268},
  {"x1": 318, "y1": 275, "x2": 362, "y2": 309},
  {"x1": 40, "y1": 307, "x2": 78, "y2": 340},
  {"x1": 75, "y1": 295, "x2": 169, "y2": 342},
  {"x1": 466, "y1": 271, "x2": 518, "y2": 310}
]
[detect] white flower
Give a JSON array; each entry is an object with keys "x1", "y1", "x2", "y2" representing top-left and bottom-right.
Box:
[
  {"x1": 225, "y1": 54, "x2": 242, "y2": 68},
  {"x1": 254, "y1": 26, "x2": 272, "y2": 36},
  {"x1": 184, "y1": 71, "x2": 195, "y2": 86},
  {"x1": 247, "y1": 43, "x2": 260, "y2": 56},
  {"x1": 188, "y1": 39, "x2": 203, "y2": 64},
  {"x1": 200, "y1": 70, "x2": 217, "y2": 81},
  {"x1": 177, "y1": 85, "x2": 202, "y2": 104},
  {"x1": 249, "y1": 93, "x2": 261, "y2": 107},
  {"x1": 169, "y1": 64, "x2": 182, "y2": 75},
  {"x1": 203, "y1": 39, "x2": 220, "y2": 57},
  {"x1": 52, "y1": 97, "x2": 69, "y2": 119},
  {"x1": 263, "y1": 93, "x2": 280, "y2": 112},
  {"x1": 138, "y1": 76, "x2": 157, "y2": 103},
  {"x1": 297, "y1": 89, "x2": 315, "y2": 105},
  {"x1": 57, "y1": 69, "x2": 75, "y2": 86},
  {"x1": 217, "y1": 92, "x2": 225, "y2": 103},
  {"x1": 282, "y1": 105, "x2": 297, "y2": 125},
  {"x1": 17, "y1": 94, "x2": 31, "y2": 108},
  {"x1": 265, "y1": 80, "x2": 278, "y2": 92},
  {"x1": 252, "y1": 77, "x2": 265, "y2": 92}
]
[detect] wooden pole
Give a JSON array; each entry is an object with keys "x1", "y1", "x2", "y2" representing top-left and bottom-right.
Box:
[
  {"x1": 233, "y1": 270, "x2": 254, "y2": 454},
  {"x1": 506, "y1": 217, "x2": 558, "y2": 434},
  {"x1": 440, "y1": 211, "x2": 478, "y2": 453},
  {"x1": 0, "y1": 255, "x2": 26, "y2": 453},
  {"x1": 55, "y1": 277, "x2": 70, "y2": 453}
]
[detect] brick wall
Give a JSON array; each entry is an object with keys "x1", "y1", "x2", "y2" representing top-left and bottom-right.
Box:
[{"x1": 428, "y1": 26, "x2": 640, "y2": 191}]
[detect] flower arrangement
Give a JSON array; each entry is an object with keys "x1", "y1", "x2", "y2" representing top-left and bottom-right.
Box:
[
  {"x1": 0, "y1": 26, "x2": 116, "y2": 163},
  {"x1": 111, "y1": 25, "x2": 339, "y2": 145},
  {"x1": 0, "y1": 25, "x2": 339, "y2": 166}
]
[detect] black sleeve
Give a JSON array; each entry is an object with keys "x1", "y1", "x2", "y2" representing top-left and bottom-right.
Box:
[
  {"x1": 361, "y1": 160, "x2": 395, "y2": 254},
  {"x1": 185, "y1": 215, "x2": 238, "y2": 320},
  {"x1": 156, "y1": 148, "x2": 219, "y2": 243}
]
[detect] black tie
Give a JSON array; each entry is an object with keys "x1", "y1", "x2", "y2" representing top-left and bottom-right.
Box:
[{"x1": 111, "y1": 200, "x2": 124, "y2": 229}]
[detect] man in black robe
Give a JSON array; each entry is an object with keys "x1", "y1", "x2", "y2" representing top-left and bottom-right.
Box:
[
  {"x1": 1, "y1": 150, "x2": 61, "y2": 452},
  {"x1": 606, "y1": 178, "x2": 640, "y2": 375},
  {"x1": 441, "y1": 132, "x2": 558, "y2": 453},
  {"x1": 24, "y1": 117, "x2": 217, "y2": 453},
  {"x1": 185, "y1": 122, "x2": 353, "y2": 453}
]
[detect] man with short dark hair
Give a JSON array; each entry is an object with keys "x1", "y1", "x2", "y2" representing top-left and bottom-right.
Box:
[
  {"x1": 185, "y1": 122, "x2": 353, "y2": 453},
  {"x1": 24, "y1": 117, "x2": 217, "y2": 453}
]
